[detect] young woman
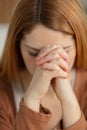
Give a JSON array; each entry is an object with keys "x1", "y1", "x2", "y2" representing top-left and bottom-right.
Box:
[{"x1": 0, "y1": 0, "x2": 87, "y2": 130}]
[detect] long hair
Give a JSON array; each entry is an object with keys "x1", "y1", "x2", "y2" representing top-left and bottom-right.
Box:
[{"x1": 0, "y1": 0, "x2": 87, "y2": 82}]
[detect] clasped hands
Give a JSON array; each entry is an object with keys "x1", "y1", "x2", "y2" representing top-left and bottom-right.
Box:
[{"x1": 35, "y1": 44, "x2": 72, "y2": 102}]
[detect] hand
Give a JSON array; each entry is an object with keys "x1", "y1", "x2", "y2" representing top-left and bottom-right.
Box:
[
  {"x1": 26, "y1": 44, "x2": 70, "y2": 98},
  {"x1": 36, "y1": 44, "x2": 70, "y2": 76},
  {"x1": 35, "y1": 44, "x2": 71, "y2": 100}
]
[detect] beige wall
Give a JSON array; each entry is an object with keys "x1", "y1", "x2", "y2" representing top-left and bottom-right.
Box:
[{"x1": 0, "y1": 0, "x2": 19, "y2": 23}]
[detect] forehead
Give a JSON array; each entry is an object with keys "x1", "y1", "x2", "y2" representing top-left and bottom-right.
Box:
[{"x1": 23, "y1": 24, "x2": 74, "y2": 48}]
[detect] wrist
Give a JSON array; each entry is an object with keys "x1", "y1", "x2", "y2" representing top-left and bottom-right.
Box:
[
  {"x1": 62, "y1": 100, "x2": 81, "y2": 128},
  {"x1": 24, "y1": 96, "x2": 40, "y2": 112}
]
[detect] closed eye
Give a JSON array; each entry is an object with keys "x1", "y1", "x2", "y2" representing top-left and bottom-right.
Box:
[
  {"x1": 28, "y1": 45, "x2": 71, "y2": 56},
  {"x1": 28, "y1": 52, "x2": 39, "y2": 57},
  {"x1": 63, "y1": 46, "x2": 71, "y2": 52}
]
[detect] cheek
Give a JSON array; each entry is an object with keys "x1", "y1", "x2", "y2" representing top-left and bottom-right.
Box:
[
  {"x1": 68, "y1": 48, "x2": 76, "y2": 69},
  {"x1": 26, "y1": 56, "x2": 36, "y2": 75},
  {"x1": 21, "y1": 49, "x2": 37, "y2": 75}
]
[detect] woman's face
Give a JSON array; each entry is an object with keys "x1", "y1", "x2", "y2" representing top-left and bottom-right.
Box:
[{"x1": 20, "y1": 24, "x2": 76, "y2": 75}]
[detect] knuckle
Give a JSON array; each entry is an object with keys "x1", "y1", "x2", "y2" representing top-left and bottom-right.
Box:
[
  {"x1": 52, "y1": 44, "x2": 58, "y2": 49},
  {"x1": 52, "y1": 52, "x2": 58, "y2": 57},
  {"x1": 55, "y1": 53, "x2": 59, "y2": 57},
  {"x1": 53, "y1": 64, "x2": 60, "y2": 71}
]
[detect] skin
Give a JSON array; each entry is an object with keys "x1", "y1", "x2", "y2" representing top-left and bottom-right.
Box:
[{"x1": 20, "y1": 24, "x2": 81, "y2": 128}]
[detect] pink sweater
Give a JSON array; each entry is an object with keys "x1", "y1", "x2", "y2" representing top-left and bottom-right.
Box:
[{"x1": 0, "y1": 69, "x2": 87, "y2": 130}]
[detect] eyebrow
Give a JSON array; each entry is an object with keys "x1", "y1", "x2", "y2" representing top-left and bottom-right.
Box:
[{"x1": 25, "y1": 44, "x2": 41, "y2": 51}]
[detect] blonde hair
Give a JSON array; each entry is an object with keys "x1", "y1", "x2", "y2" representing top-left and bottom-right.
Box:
[{"x1": 0, "y1": 0, "x2": 87, "y2": 82}]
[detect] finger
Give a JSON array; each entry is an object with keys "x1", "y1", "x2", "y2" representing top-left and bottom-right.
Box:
[
  {"x1": 35, "y1": 53, "x2": 60, "y2": 65},
  {"x1": 36, "y1": 46, "x2": 70, "y2": 64},
  {"x1": 40, "y1": 63, "x2": 68, "y2": 78},
  {"x1": 36, "y1": 44, "x2": 59, "y2": 60},
  {"x1": 50, "y1": 57, "x2": 69, "y2": 72},
  {"x1": 55, "y1": 68, "x2": 68, "y2": 78},
  {"x1": 37, "y1": 44, "x2": 51, "y2": 55},
  {"x1": 58, "y1": 47, "x2": 70, "y2": 63},
  {"x1": 36, "y1": 50, "x2": 69, "y2": 72},
  {"x1": 40, "y1": 63, "x2": 60, "y2": 71}
]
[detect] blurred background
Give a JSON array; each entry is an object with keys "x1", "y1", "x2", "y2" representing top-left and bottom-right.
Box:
[{"x1": 0, "y1": 0, "x2": 87, "y2": 56}]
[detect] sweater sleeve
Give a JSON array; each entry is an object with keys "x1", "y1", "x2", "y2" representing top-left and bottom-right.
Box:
[
  {"x1": 14, "y1": 99, "x2": 52, "y2": 130},
  {"x1": 0, "y1": 98, "x2": 52, "y2": 130},
  {"x1": 0, "y1": 99, "x2": 51, "y2": 130},
  {"x1": 63, "y1": 113, "x2": 87, "y2": 130}
]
